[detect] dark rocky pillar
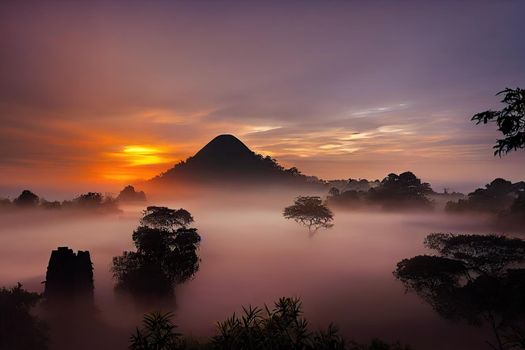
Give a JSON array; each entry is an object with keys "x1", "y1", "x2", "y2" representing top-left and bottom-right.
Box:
[{"x1": 44, "y1": 247, "x2": 94, "y2": 299}]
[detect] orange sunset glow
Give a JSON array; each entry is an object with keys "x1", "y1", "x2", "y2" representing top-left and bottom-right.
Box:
[
  {"x1": 1, "y1": 2, "x2": 525, "y2": 350},
  {"x1": 0, "y1": 1, "x2": 524, "y2": 196}
]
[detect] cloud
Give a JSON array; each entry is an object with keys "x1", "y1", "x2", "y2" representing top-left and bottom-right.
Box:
[{"x1": 0, "y1": 1, "x2": 524, "y2": 191}]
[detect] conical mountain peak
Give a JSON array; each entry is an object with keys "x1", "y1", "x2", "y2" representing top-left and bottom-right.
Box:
[
  {"x1": 193, "y1": 134, "x2": 254, "y2": 160},
  {"x1": 152, "y1": 134, "x2": 319, "y2": 187}
]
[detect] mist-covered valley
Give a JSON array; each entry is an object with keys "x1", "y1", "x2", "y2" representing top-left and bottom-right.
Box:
[{"x1": 1, "y1": 183, "x2": 520, "y2": 350}]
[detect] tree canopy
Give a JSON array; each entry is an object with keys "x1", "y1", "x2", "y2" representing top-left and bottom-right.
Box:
[
  {"x1": 283, "y1": 196, "x2": 334, "y2": 231},
  {"x1": 0, "y1": 283, "x2": 48, "y2": 350},
  {"x1": 394, "y1": 233, "x2": 525, "y2": 350},
  {"x1": 472, "y1": 87, "x2": 525, "y2": 155},
  {"x1": 117, "y1": 185, "x2": 147, "y2": 202},
  {"x1": 13, "y1": 190, "x2": 39, "y2": 207},
  {"x1": 112, "y1": 206, "x2": 201, "y2": 296},
  {"x1": 369, "y1": 172, "x2": 433, "y2": 209},
  {"x1": 140, "y1": 206, "x2": 194, "y2": 231}
]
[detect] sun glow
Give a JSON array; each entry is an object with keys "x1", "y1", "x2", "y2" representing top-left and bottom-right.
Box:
[
  {"x1": 121, "y1": 145, "x2": 170, "y2": 166},
  {"x1": 97, "y1": 144, "x2": 177, "y2": 183}
]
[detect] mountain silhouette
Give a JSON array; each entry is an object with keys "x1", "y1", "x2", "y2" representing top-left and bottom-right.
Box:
[
  {"x1": 150, "y1": 134, "x2": 321, "y2": 187},
  {"x1": 189, "y1": 134, "x2": 261, "y2": 169}
]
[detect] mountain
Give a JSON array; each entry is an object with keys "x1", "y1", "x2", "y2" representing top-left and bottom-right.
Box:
[{"x1": 150, "y1": 134, "x2": 322, "y2": 187}]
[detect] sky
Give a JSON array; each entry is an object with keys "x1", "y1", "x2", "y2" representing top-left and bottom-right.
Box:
[{"x1": 1, "y1": 0, "x2": 524, "y2": 196}]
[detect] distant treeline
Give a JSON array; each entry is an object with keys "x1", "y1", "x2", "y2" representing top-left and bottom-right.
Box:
[
  {"x1": 324, "y1": 172, "x2": 525, "y2": 228},
  {"x1": 325, "y1": 171, "x2": 434, "y2": 210},
  {"x1": 0, "y1": 185, "x2": 146, "y2": 213},
  {"x1": 445, "y1": 178, "x2": 525, "y2": 229}
]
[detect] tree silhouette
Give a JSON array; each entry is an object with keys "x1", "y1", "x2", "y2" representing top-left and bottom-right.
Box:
[
  {"x1": 112, "y1": 206, "x2": 201, "y2": 296},
  {"x1": 140, "y1": 206, "x2": 194, "y2": 230},
  {"x1": 0, "y1": 283, "x2": 48, "y2": 350},
  {"x1": 444, "y1": 179, "x2": 525, "y2": 229},
  {"x1": 283, "y1": 196, "x2": 334, "y2": 231},
  {"x1": 472, "y1": 87, "x2": 525, "y2": 155},
  {"x1": 117, "y1": 185, "x2": 147, "y2": 202},
  {"x1": 394, "y1": 233, "x2": 525, "y2": 350},
  {"x1": 14, "y1": 190, "x2": 39, "y2": 208},
  {"x1": 368, "y1": 172, "x2": 433, "y2": 209}
]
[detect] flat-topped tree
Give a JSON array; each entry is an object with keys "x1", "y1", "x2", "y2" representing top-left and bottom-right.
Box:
[
  {"x1": 283, "y1": 196, "x2": 334, "y2": 231},
  {"x1": 394, "y1": 233, "x2": 525, "y2": 350},
  {"x1": 140, "y1": 206, "x2": 193, "y2": 230}
]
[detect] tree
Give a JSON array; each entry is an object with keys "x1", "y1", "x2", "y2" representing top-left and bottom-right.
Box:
[
  {"x1": 112, "y1": 206, "x2": 201, "y2": 296},
  {"x1": 368, "y1": 172, "x2": 433, "y2": 210},
  {"x1": 394, "y1": 233, "x2": 525, "y2": 350},
  {"x1": 140, "y1": 206, "x2": 194, "y2": 230},
  {"x1": 74, "y1": 192, "x2": 103, "y2": 207},
  {"x1": 445, "y1": 179, "x2": 525, "y2": 230},
  {"x1": 283, "y1": 196, "x2": 334, "y2": 231},
  {"x1": 0, "y1": 283, "x2": 48, "y2": 350},
  {"x1": 117, "y1": 185, "x2": 147, "y2": 202},
  {"x1": 472, "y1": 87, "x2": 525, "y2": 155},
  {"x1": 13, "y1": 190, "x2": 39, "y2": 207},
  {"x1": 328, "y1": 187, "x2": 341, "y2": 197}
]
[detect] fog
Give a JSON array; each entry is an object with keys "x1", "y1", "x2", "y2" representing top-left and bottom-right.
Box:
[{"x1": 0, "y1": 193, "x2": 501, "y2": 349}]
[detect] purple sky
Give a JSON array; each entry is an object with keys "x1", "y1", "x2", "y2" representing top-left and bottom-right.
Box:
[{"x1": 1, "y1": 0, "x2": 524, "y2": 195}]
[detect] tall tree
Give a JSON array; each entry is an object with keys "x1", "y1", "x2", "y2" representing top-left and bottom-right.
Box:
[
  {"x1": 112, "y1": 206, "x2": 201, "y2": 296},
  {"x1": 394, "y1": 233, "x2": 525, "y2": 350}
]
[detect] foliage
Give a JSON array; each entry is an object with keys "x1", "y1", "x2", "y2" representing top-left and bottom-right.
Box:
[
  {"x1": 40, "y1": 199, "x2": 61, "y2": 210},
  {"x1": 394, "y1": 233, "x2": 525, "y2": 350},
  {"x1": 74, "y1": 192, "x2": 103, "y2": 207},
  {"x1": 0, "y1": 189, "x2": 123, "y2": 213},
  {"x1": 117, "y1": 185, "x2": 147, "y2": 202},
  {"x1": 424, "y1": 233, "x2": 525, "y2": 276},
  {"x1": 141, "y1": 206, "x2": 194, "y2": 230},
  {"x1": 112, "y1": 206, "x2": 201, "y2": 296},
  {"x1": 368, "y1": 172, "x2": 433, "y2": 209},
  {"x1": 329, "y1": 187, "x2": 341, "y2": 197},
  {"x1": 13, "y1": 189, "x2": 39, "y2": 207},
  {"x1": 326, "y1": 172, "x2": 433, "y2": 211},
  {"x1": 326, "y1": 189, "x2": 363, "y2": 208},
  {"x1": 283, "y1": 196, "x2": 334, "y2": 231},
  {"x1": 130, "y1": 311, "x2": 183, "y2": 350},
  {"x1": 0, "y1": 283, "x2": 48, "y2": 350},
  {"x1": 73, "y1": 192, "x2": 120, "y2": 212},
  {"x1": 445, "y1": 179, "x2": 525, "y2": 229},
  {"x1": 472, "y1": 88, "x2": 525, "y2": 155},
  {"x1": 131, "y1": 297, "x2": 410, "y2": 350},
  {"x1": 445, "y1": 178, "x2": 521, "y2": 213}
]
